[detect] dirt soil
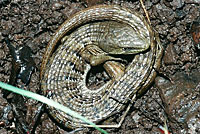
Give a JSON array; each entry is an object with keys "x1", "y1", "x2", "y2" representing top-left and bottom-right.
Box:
[{"x1": 0, "y1": 0, "x2": 200, "y2": 134}]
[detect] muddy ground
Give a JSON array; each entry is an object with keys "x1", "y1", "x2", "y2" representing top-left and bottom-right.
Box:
[{"x1": 0, "y1": 0, "x2": 200, "y2": 134}]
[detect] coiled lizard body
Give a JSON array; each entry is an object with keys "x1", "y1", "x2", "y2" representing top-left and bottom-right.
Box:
[{"x1": 40, "y1": 5, "x2": 163, "y2": 128}]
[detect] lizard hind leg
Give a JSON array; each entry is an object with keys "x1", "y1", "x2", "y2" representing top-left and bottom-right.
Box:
[{"x1": 103, "y1": 61, "x2": 125, "y2": 80}]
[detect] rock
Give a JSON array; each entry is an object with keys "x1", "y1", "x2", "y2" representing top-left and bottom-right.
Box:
[{"x1": 163, "y1": 44, "x2": 177, "y2": 65}]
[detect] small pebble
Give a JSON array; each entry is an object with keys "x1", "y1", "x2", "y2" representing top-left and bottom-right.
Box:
[{"x1": 52, "y1": 2, "x2": 63, "y2": 11}]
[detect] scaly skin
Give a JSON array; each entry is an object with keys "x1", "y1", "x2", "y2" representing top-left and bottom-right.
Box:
[{"x1": 40, "y1": 5, "x2": 163, "y2": 128}]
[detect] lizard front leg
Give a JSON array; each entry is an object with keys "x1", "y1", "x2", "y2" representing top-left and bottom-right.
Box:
[{"x1": 80, "y1": 45, "x2": 125, "y2": 80}]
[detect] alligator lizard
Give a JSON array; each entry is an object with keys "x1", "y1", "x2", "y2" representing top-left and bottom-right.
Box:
[{"x1": 40, "y1": 5, "x2": 163, "y2": 128}]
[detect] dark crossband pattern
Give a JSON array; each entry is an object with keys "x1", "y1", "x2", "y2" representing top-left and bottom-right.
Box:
[{"x1": 41, "y1": 5, "x2": 163, "y2": 128}]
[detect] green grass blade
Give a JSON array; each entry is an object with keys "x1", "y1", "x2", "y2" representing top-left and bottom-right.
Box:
[{"x1": 0, "y1": 81, "x2": 108, "y2": 134}]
